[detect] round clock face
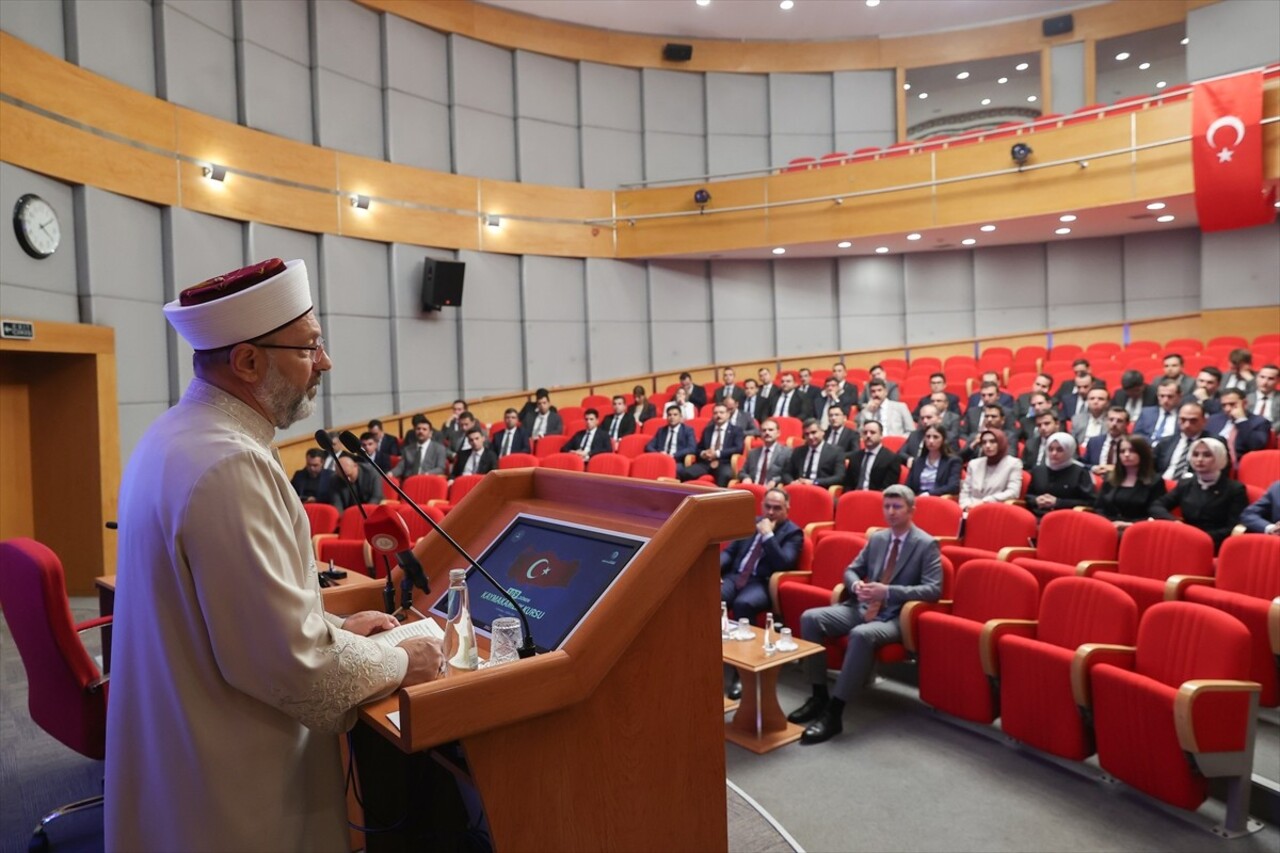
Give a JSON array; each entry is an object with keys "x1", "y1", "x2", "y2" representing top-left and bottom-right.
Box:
[{"x1": 14, "y1": 193, "x2": 61, "y2": 259}]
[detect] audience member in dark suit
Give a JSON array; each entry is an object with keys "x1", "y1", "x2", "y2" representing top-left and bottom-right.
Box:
[
  {"x1": 755, "y1": 368, "x2": 778, "y2": 411},
  {"x1": 843, "y1": 421, "x2": 903, "y2": 493},
  {"x1": 358, "y1": 432, "x2": 392, "y2": 471},
  {"x1": 1026, "y1": 433, "x2": 1096, "y2": 519},
  {"x1": 791, "y1": 486, "x2": 943, "y2": 744},
  {"x1": 291, "y1": 449, "x2": 339, "y2": 505},
  {"x1": 333, "y1": 452, "x2": 382, "y2": 512},
  {"x1": 1013, "y1": 374, "x2": 1054, "y2": 423},
  {"x1": 1206, "y1": 388, "x2": 1270, "y2": 464},
  {"x1": 828, "y1": 363, "x2": 858, "y2": 409},
  {"x1": 1021, "y1": 410, "x2": 1061, "y2": 470},
  {"x1": 367, "y1": 419, "x2": 400, "y2": 459},
  {"x1": 444, "y1": 411, "x2": 482, "y2": 461},
  {"x1": 927, "y1": 392, "x2": 964, "y2": 447},
  {"x1": 963, "y1": 382, "x2": 1006, "y2": 438},
  {"x1": 677, "y1": 372, "x2": 708, "y2": 410},
  {"x1": 451, "y1": 428, "x2": 498, "y2": 479},
  {"x1": 721, "y1": 487, "x2": 804, "y2": 698},
  {"x1": 563, "y1": 409, "x2": 613, "y2": 462},
  {"x1": 965, "y1": 372, "x2": 1015, "y2": 415},
  {"x1": 737, "y1": 419, "x2": 792, "y2": 489},
  {"x1": 713, "y1": 367, "x2": 746, "y2": 406},
  {"x1": 914, "y1": 373, "x2": 962, "y2": 418},
  {"x1": 522, "y1": 391, "x2": 565, "y2": 439},
  {"x1": 1094, "y1": 435, "x2": 1167, "y2": 527},
  {"x1": 630, "y1": 385, "x2": 659, "y2": 424},
  {"x1": 857, "y1": 364, "x2": 901, "y2": 404},
  {"x1": 1240, "y1": 481, "x2": 1280, "y2": 534},
  {"x1": 823, "y1": 406, "x2": 858, "y2": 456},
  {"x1": 964, "y1": 400, "x2": 1018, "y2": 461},
  {"x1": 1158, "y1": 353, "x2": 1196, "y2": 398},
  {"x1": 1153, "y1": 402, "x2": 1207, "y2": 481},
  {"x1": 602, "y1": 396, "x2": 637, "y2": 444},
  {"x1": 645, "y1": 407, "x2": 697, "y2": 477},
  {"x1": 1189, "y1": 366, "x2": 1223, "y2": 416},
  {"x1": 438, "y1": 399, "x2": 469, "y2": 452},
  {"x1": 784, "y1": 419, "x2": 845, "y2": 488},
  {"x1": 1055, "y1": 370, "x2": 1101, "y2": 425},
  {"x1": 1110, "y1": 370, "x2": 1157, "y2": 422},
  {"x1": 724, "y1": 395, "x2": 760, "y2": 438},
  {"x1": 1245, "y1": 364, "x2": 1280, "y2": 432},
  {"x1": 771, "y1": 371, "x2": 814, "y2": 421},
  {"x1": 683, "y1": 404, "x2": 744, "y2": 487},
  {"x1": 1016, "y1": 392, "x2": 1056, "y2": 442},
  {"x1": 1150, "y1": 436, "x2": 1248, "y2": 551},
  {"x1": 492, "y1": 408, "x2": 532, "y2": 458},
  {"x1": 796, "y1": 367, "x2": 823, "y2": 409},
  {"x1": 905, "y1": 426, "x2": 961, "y2": 498},
  {"x1": 1070, "y1": 387, "x2": 1112, "y2": 446},
  {"x1": 1083, "y1": 407, "x2": 1131, "y2": 475},
  {"x1": 815, "y1": 377, "x2": 854, "y2": 425},
  {"x1": 1132, "y1": 379, "x2": 1183, "y2": 445},
  {"x1": 741, "y1": 379, "x2": 769, "y2": 424},
  {"x1": 390, "y1": 417, "x2": 449, "y2": 477}
]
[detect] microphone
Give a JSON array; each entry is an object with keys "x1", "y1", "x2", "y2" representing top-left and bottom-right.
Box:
[
  {"x1": 364, "y1": 505, "x2": 431, "y2": 616},
  {"x1": 314, "y1": 429, "x2": 398, "y2": 616},
  {"x1": 338, "y1": 430, "x2": 536, "y2": 658}
]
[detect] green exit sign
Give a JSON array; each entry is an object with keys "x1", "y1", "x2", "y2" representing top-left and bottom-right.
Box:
[{"x1": 1, "y1": 320, "x2": 35, "y2": 340}]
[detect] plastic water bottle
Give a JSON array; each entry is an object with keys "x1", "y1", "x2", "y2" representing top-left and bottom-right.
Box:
[
  {"x1": 721, "y1": 601, "x2": 731, "y2": 639},
  {"x1": 442, "y1": 569, "x2": 479, "y2": 674},
  {"x1": 763, "y1": 612, "x2": 776, "y2": 655}
]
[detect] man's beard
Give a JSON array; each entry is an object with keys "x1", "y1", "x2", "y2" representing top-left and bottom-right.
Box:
[{"x1": 255, "y1": 357, "x2": 317, "y2": 428}]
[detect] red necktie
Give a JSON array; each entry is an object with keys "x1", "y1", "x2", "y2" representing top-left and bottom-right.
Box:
[
  {"x1": 757, "y1": 446, "x2": 771, "y2": 482},
  {"x1": 863, "y1": 537, "x2": 900, "y2": 620}
]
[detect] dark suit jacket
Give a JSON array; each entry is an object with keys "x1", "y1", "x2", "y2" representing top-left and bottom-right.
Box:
[
  {"x1": 291, "y1": 469, "x2": 338, "y2": 505},
  {"x1": 451, "y1": 447, "x2": 498, "y2": 479},
  {"x1": 1054, "y1": 387, "x2": 1096, "y2": 423},
  {"x1": 631, "y1": 402, "x2": 658, "y2": 423},
  {"x1": 797, "y1": 383, "x2": 825, "y2": 410},
  {"x1": 1083, "y1": 432, "x2": 1125, "y2": 468},
  {"x1": 492, "y1": 427, "x2": 531, "y2": 457},
  {"x1": 1021, "y1": 433, "x2": 1050, "y2": 469},
  {"x1": 362, "y1": 450, "x2": 392, "y2": 471},
  {"x1": 682, "y1": 384, "x2": 708, "y2": 410},
  {"x1": 521, "y1": 410, "x2": 565, "y2": 438},
  {"x1": 845, "y1": 526, "x2": 943, "y2": 622},
  {"x1": 740, "y1": 395, "x2": 769, "y2": 424},
  {"x1": 966, "y1": 391, "x2": 1015, "y2": 416},
  {"x1": 714, "y1": 384, "x2": 746, "y2": 406},
  {"x1": 1111, "y1": 384, "x2": 1157, "y2": 412},
  {"x1": 646, "y1": 424, "x2": 697, "y2": 459},
  {"x1": 563, "y1": 427, "x2": 613, "y2": 458},
  {"x1": 334, "y1": 463, "x2": 382, "y2": 512},
  {"x1": 390, "y1": 439, "x2": 448, "y2": 478},
  {"x1": 916, "y1": 392, "x2": 961, "y2": 418},
  {"x1": 1133, "y1": 405, "x2": 1179, "y2": 444},
  {"x1": 843, "y1": 445, "x2": 903, "y2": 492},
  {"x1": 1153, "y1": 431, "x2": 1206, "y2": 477},
  {"x1": 376, "y1": 434, "x2": 400, "y2": 458},
  {"x1": 784, "y1": 443, "x2": 845, "y2": 487},
  {"x1": 815, "y1": 394, "x2": 854, "y2": 425},
  {"x1": 697, "y1": 422, "x2": 745, "y2": 463},
  {"x1": 823, "y1": 424, "x2": 859, "y2": 456},
  {"x1": 770, "y1": 391, "x2": 813, "y2": 421},
  {"x1": 719, "y1": 519, "x2": 803, "y2": 583},
  {"x1": 1206, "y1": 413, "x2": 1271, "y2": 460},
  {"x1": 905, "y1": 455, "x2": 962, "y2": 497},
  {"x1": 1240, "y1": 482, "x2": 1280, "y2": 532},
  {"x1": 602, "y1": 412, "x2": 637, "y2": 440}
]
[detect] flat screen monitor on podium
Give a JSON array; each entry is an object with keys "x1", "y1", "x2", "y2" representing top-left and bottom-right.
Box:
[{"x1": 428, "y1": 514, "x2": 649, "y2": 654}]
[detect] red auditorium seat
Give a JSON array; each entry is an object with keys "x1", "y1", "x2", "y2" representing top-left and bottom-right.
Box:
[
  {"x1": 1076, "y1": 520, "x2": 1214, "y2": 616},
  {"x1": 809, "y1": 491, "x2": 885, "y2": 546},
  {"x1": 983, "y1": 121, "x2": 1024, "y2": 140},
  {"x1": 1168, "y1": 534, "x2": 1280, "y2": 707},
  {"x1": 431, "y1": 473, "x2": 485, "y2": 514},
  {"x1": 1153, "y1": 83, "x2": 1191, "y2": 104},
  {"x1": 944, "y1": 355, "x2": 978, "y2": 375},
  {"x1": 785, "y1": 483, "x2": 836, "y2": 535},
  {"x1": 1164, "y1": 337, "x2": 1204, "y2": 354},
  {"x1": 641, "y1": 417, "x2": 664, "y2": 437},
  {"x1": 1122, "y1": 340, "x2": 1162, "y2": 356},
  {"x1": 497, "y1": 452, "x2": 539, "y2": 470},
  {"x1": 774, "y1": 532, "x2": 869, "y2": 667},
  {"x1": 303, "y1": 502, "x2": 339, "y2": 536},
  {"x1": 533, "y1": 435, "x2": 569, "y2": 457},
  {"x1": 873, "y1": 555, "x2": 955, "y2": 666},
  {"x1": 1252, "y1": 333, "x2": 1280, "y2": 348},
  {"x1": 1005, "y1": 371, "x2": 1040, "y2": 396},
  {"x1": 911, "y1": 496, "x2": 963, "y2": 542},
  {"x1": 1084, "y1": 341, "x2": 1122, "y2": 360},
  {"x1": 1012, "y1": 345, "x2": 1047, "y2": 374},
  {"x1": 881, "y1": 140, "x2": 918, "y2": 158},
  {"x1": 401, "y1": 474, "x2": 448, "y2": 506},
  {"x1": 313, "y1": 504, "x2": 379, "y2": 573},
  {"x1": 388, "y1": 501, "x2": 445, "y2": 553},
  {"x1": 586, "y1": 454, "x2": 630, "y2": 476},
  {"x1": 910, "y1": 559, "x2": 1040, "y2": 724},
  {"x1": 783, "y1": 156, "x2": 816, "y2": 172},
  {"x1": 539, "y1": 452, "x2": 585, "y2": 472},
  {"x1": 1238, "y1": 450, "x2": 1280, "y2": 489},
  {"x1": 1207, "y1": 335, "x2": 1249, "y2": 349},
  {"x1": 379, "y1": 474, "x2": 401, "y2": 503},
  {"x1": 1106, "y1": 94, "x2": 1149, "y2": 115},
  {"x1": 1047, "y1": 343, "x2": 1083, "y2": 362},
  {"x1": 920, "y1": 136, "x2": 951, "y2": 152},
  {"x1": 629, "y1": 453, "x2": 677, "y2": 481},
  {"x1": 993, "y1": 577, "x2": 1138, "y2": 760},
  {"x1": 997, "y1": 510, "x2": 1119, "y2": 592},
  {"x1": 817, "y1": 152, "x2": 849, "y2": 167},
  {"x1": 940, "y1": 502, "x2": 1037, "y2": 571},
  {"x1": 729, "y1": 482, "x2": 767, "y2": 516},
  {"x1": 557, "y1": 406, "x2": 585, "y2": 423},
  {"x1": 580, "y1": 394, "x2": 611, "y2": 411},
  {"x1": 1029, "y1": 112, "x2": 1063, "y2": 130},
  {"x1": 850, "y1": 146, "x2": 881, "y2": 160},
  {"x1": 1084, "y1": 602, "x2": 1258, "y2": 827},
  {"x1": 615, "y1": 433, "x2": 651, "y2": 458},
  {"x1": 1063, "y1": 104, "x2": 1105, "y2": 126}
]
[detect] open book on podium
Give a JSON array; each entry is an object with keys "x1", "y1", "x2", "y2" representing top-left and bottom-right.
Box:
[{"x1": 321, "y1": 468, "x2": 754, "y2": 852}]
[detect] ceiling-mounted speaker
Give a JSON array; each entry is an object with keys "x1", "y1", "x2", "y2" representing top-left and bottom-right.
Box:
[
  {"x1": 663, "y1": 43, "x2": 693, "y2": 62},
  {"x1": 1042, "y1": 14, "x2": 1074, "y2": 37}
]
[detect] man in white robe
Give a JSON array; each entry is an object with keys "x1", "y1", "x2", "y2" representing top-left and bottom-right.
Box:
[{"x1": 105, "y1": 258, "x2": 443, "y2": 852}]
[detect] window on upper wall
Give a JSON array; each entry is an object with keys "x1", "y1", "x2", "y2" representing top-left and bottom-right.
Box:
[
  {"x1": 903, "y1": 52, "x2": 1041, "y2": 141},
  {"x1": 1095, "y1": 23, "x2": 1187, "y2": 104}
]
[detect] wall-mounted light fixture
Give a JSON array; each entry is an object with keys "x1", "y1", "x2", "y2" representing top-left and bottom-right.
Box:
[
  {"x1": 486, "y1": 214, "x2": 501, "y2": 229},
  {"x1": 350, "y1": 194, "x2": 371, "y2": 210},
  {"x1": 202, "y1": 164, "x2": 227, "y2": 182}
]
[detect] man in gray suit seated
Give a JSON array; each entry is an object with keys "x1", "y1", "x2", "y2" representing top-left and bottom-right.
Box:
[
  {"x1": 390, "y1": 415, "x2": 448, "y2": 478},
  {"x1": 789, "y1": 485, "x2": 943, "y2": 744},
  {"x1": 737, "y1": 418, "x2": 792, "y2": 489}
]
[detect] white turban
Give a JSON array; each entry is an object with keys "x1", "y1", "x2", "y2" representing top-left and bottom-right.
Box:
[{"x1": 163, "y1": 258, "x2": 312, "y2": 351}]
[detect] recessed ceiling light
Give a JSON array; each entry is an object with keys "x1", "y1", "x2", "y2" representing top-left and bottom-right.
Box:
[
  {"x1": 906, "y1": 233, "x2": 922, "y2": 241},
  {"x1": 1115, "y1": 52, "x2": 1130, "y2": 61},
  {"x1": 697, "y1": 0, "x2": 711, "y2": 5},
  {"x1": 866, "y1": 0, "x2": 881, "y2": 6},
  {"x1": 1156, "y1": 81, "x2": 1167, "y2": 89},
  {"x1": 1180, "y1": 37, "x2": 1189, "y2": 46},
  {"x1": 903, "y1": 82, "x2": 912, "y2": 91},
  {"x1": 837, "y1": 241, "x2": 852, "y2": 249},
  {"x1": 981, "y1": 98, "x2": 991, "y2": 106},
  {"x1": 779, "y1": 0, "x2": 794, "y2": 9},
  {"x1": 980, "y1": 224, "x2": 996, "y2": 232},
  {"x1": 1015, "y1": 62, "x2": 1029, "y2": 71},
  {"x1": 1157, "y1": 215, "x2": 1175, "y2": 223},
  {"x1": 875, "y1": 246, "x2": 889, "y2": 254},
  {"x1": 772, "y1": 247, "x2": 786, "y2": 254},
  {"x1": 998, "y1": 77, "x2": 1009, "y2": 85},
  {"x1": 1146, "y1": 202, "x2": 1166, "y2": 210},
  {"x1": 1055, "y1": 227, "x2": 1071, "y2": 235},
  {"x1": 1027, "y1": 95, "x2": 1038, "y2": 102},
  {"x1": 962, "y1": 238, "x2": 977, "y2": 246},
  {"x1": 956, "y1": 71, "x2": 970, "y2": 80},
  {"x1": 918, "y1": 92, "x2": 928, "y2": 99},
  {"x1": 1139, "y1": 62, "x2": 1151, "y2": 70},
  {"x1": 1060, "y1": 214, "x2": 1077, "y2": 222}
]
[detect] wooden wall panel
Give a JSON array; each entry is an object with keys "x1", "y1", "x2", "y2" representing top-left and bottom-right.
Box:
[
  {"x1": 480, "y1": 219, "x2": 609, "y2": 258},
  {"x1": 0, "y1": 372, "x2": 34, "y2": 541},
  {"x1": 1128, "y1": 315, "x2": 1202, "y2": 343},
  {"x1": 1051, "y1": 325, "x2": 1126, "y2": 346},
  {"x1": 1201, "y1": 306, "x2": 1280, "y2": 342},
  {"x1": 177, "y1": 108, "x2": 334, "y2": 190},
  {"x1": 340, "y1": 153, "x2": 478, "y2": 212},
  {"x1": 908, "y1": 342, "x2": 980, "y2": 361},
  {"x1": 981, "y1": 333, "x2": 1050, "y2": 353},
  {"x1": 180, "y1": 161, "x2": 339, "y2": 236},
  {"x1": 480, "y1": 180, "x2": 613, "y2": 222},
  {"x1": 339, "y1": 204, "x2": 478, "y2": 251}
]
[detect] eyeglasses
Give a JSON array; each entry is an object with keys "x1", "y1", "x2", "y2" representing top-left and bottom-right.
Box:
[{"x1": 254, "y1": 336, "x2": 327, "y2": 364}]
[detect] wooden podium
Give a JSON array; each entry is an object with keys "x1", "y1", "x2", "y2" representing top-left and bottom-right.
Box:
[{"x1": 322, "y1": 469, "x2": 754, "y2": 852}]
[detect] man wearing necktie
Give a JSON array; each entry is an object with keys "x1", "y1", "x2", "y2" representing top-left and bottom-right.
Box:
[
  {"x1": 1246, "y1": 364, "x2": 1280, "y2": 433},
  {"x1": 737, "y1": 419, "x2": 791, "y2": 489},
  {"x1": 790, "y1": 485, "x2": 942, "y2": 744},
  {"x1": 719, "y1": 488, "x2": 803, "y2": 699},
  {"x1": 645, "y1": 407, "x2": 696, "y2": 477},
  {"x1": 683, "y1": 404, "x2": 744, "y2": 486},
  {"x1": 450, "y1": 427, "x2": 497, "y2": 480},
  {"x1": 602, "y1": 395, "x2": 637, "y2": 444},
  {"x1": 492, "y1": 408, "x2": 531, "y2": 458},
  {"x1": 1206, "y1": 388, "x2": 1271, "y2": 467},
  {"x1": 1154, "y1": 402, "x2": 1207, "y2": 480},
  {"x1": 1133, "y1": 379, "x2": 1183, "y2": 446},
  {"x1": 564, "y1": 408, "x2": 612, "y2": 462},
  {"x1": 783, "y1": 419, "x2": 844, "y2": 488},
  {"x1": 1085, "y1": 406, "x2": 1130, "y2": 475}
]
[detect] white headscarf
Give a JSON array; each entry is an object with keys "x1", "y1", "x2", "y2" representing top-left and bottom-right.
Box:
[
  {"x1": 1190, "y1": 436, "x2": 1228, "y2": 488},
  {"x1": 1046, "y1": 431, "x2": 1078, "y2": 471}
]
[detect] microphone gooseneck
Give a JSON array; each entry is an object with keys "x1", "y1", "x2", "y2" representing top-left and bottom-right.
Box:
[{"x1": 337, "y1": 430, "x2": 536, "y2": 658}]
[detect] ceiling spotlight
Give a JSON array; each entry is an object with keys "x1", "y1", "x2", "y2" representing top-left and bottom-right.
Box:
[
  {"x1": 918, "y1": 92, "x2": 929, "y2": 99},
  {"x1": 201, "y1": 164, "x2": 227, "y2": 182},
  {"x1": 904, "y1": 82, "x2": 912, "y2": 91},
  {"x1": 980, "y1": 224, "x2": 996, "y2": 232},
  {"x1": 1015, "y1": 62, "x2": 1029, "y2": 71},
  {"x1": 1055, "y1": 227, "x2": 1072, "y2": 235},
  {"x1": 1156, "y1": 81, "x2": 1167, "y2": 89},
  {"x1": 1139, "y1": 62, "x2": 1151, "y2": 70},
  {"x1": 1115, "y1": 52, "x2": 1130, "y2": 61},
  {"x1": 1146, "y1": 202, "x2": 1166, "y2": 210},
  {"x1": 1027, "y1": 95, "x2": 1038, "y2": 102},
  {"x1": 779, "y1": 0, "x2": 793, "y2": 9},
  {"x1": 837, "y1": 241, "x2": 852, "y2": 249},
  {"x1": 1011, "y1": 142, "x2": 1033, "y2": 166},
  {"x1": 350, "y1": 194, "x2": 370, "y2": 210},
  {"x1": 1157, "y1": 215, "x2": 1175, "y2": 223},
  {"x1": 962, "y1": 238, "x2": 977, "y2": 246},
  {"x1": 906, "y1": 233, "x2": 922, "y2": 241},
  {"x1": 956, "y1": 71, "x2": 970, "y2": 80},
  {"x1": 1060, "y1": 214, "x2": 1077, "y2": 222},
  {"x1": 772, "y1": 247, "x2": 786, "y2": 254},
  {"x1": 866, "y1": 0, "x2": 880, "y2": 6},
  {"x1": 981, "y1": 98, "x2": 991, "y2": 106},
  {"x1": 696, "y1": 0, "x2": 711, "y2": 5},
  {"x1": 998, "y1": 77, "x2": 1009, "y2": 84},
  {"x1": 1181, "y1": 37, "x2": 1189, "y2": 45},
  {"x1": 486, "y1": 214, "x2": 501, "y2": 228},
  {"x1": 875, "y1": 246, "x2": 889, "y2": 254}
]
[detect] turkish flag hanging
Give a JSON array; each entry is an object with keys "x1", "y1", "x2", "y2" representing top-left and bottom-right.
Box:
[{"x1": 1191, "y1": 70, "x2": 1276, "y2": 232}]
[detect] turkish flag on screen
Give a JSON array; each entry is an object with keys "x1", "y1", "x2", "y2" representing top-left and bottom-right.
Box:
[{"x1": 1191, "y1": 70, "x2": 1276, "y2": 232}]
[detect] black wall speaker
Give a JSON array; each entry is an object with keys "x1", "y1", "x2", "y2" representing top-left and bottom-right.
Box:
[
  {"x1": 663, "y1": 43, "x2": 693, "y2": 62},
  {"x1": 1042, "y1": 14, "x2": 1074, "y2": 37},
  {"x1": 421, "y1": 259, "x2": 465, "y2": 311}
]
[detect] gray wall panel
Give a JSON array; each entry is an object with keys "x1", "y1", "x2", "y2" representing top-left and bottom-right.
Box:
[
  {"x1": 246, "y1": 224, "x2": 321, "y2": 310},
  {"x1": 775, "y1": 259, "x2": 837, "y2": 356},
  {"x1": 387, "y1": 91, "x2": 453, "y2": 172},
  {"x1": 586, "y1": 259, "x2": 649, "y2": 379},
  {"x1": 313, "y1": 0, "x2": 380, "y2": 85},
  {"x1": 581, "y1": 127, "x2": 643, "y2": 189},
  {"x1": 322, "y1": 314, "x2": 392, "y2": 397},
  {"x1": 515, "y1": 51, "x2": 578, "y2": 125},
  {"x1": 66, "y1": 0, "x2": 155, "y2": 94},
  {"x1": 390, "y1": 244, "x2": 460, "y2": 411},
  {"x1": 79, "y1": 189, "x2": 164, "y2": 303},
  {"x1": 459, "y1": 319, "x2": 523, "y2": 397},
  {"x1": 0, "y1": 164, "x2": 79, "y2": 313},
  {"x1": 771, "y1": 74, "x2": 833, "y2": 135},
  {"x1": 166, "y1": 0, "x2": 232, "y2": 35},
  {"x1": 650, "y1": 262, "x2": 710, "y2": 371},
  {"x1": 167, "y1": 209, "x2": 244, "y2": 394},
  {"x1": 838, "y1": 256, "x2": 906, "y2": 350},
  {"x1": 92, "y1": 296, "x2": 169, "y2": 407},
  {"x1": 523, "y1": 256, "x2": 587, "y2": 386},
  {"x1": 643, "y1": 69, "x2": 706, "y2": 134},
  {"x1": 1051, "y1": 41, "x2": 1086, "y2": 115},
  {"x1": 450, "y1": 35, "x2": 514, "y2": 116},
  {"x1": 581, "y1": 62, "x2": 641, "y2": 131},
  {"x1": 834, "y1": 70, "x2": 896, "y2": 133},
  {"x1": 904, "y1": 253, "x2": 975, "y2": 343},
  {"x1": 517, "y1": 119, "x2": 581, "y2": 187},
  {"x1": 1046, "y1": 237, "x2": 1124, "y2": 326},
  {"x1": 321, "y1": 235, "x2": 391, "y2": 318},
  {"x1": 711, "y1": 260, "x2": 773, "y2": 363},
  {"x1": 384, "y1": 13, "x2": 449, "y2": 102},
  {"x1": 1200, "y1": 222, "x2": 1280, "y2": 309},
  {"x1": 588, "y1": 321, "x2": 649, "y2": 381},
  {"x1": 835, "y1": 130, "x2": 896, "y2": 153},
  {"x1": 315, "y1": 70, "x2": 384, "y2": 158},
  {"x1": 707, "y1": 135, "x2": 771, "y2": 176},
  {"x1": 159, "y1": 5, "x2": 238, "y2": 123},
  {"x1": 1122, "y1": 231, "x2": 1200, "y2": 319},
  {"x1": 974, "y1": 244, "x2": 1047, "y2": 336},
  {"x1": 242, "y1": 42, "x2": 313, "y2": 143},
  {"x1": 0, "y1": 0, "x2": 65, "y2": 58},
  {"x1": 453, "y1": 107, "x2": 517, "y2": 181},
  {"x1": 1187, "y1": 0, "x2": 1280, "y2": 80},
  {"x1": 771, "y1": 134, "x2": 836, "y2": 164},
  {"x1": 644, "y1": 132, "x2": 706, "y2": 183},
  {"x1": 329, "y1": 391, "x2": 396, "y2": 433},
  {"x1": 0, "y1": 285, "x2": 79, "y2": 322},
  {"x1": 706, "y1": 73, "x2": 769, "y2": 135},
  {"x1": 457, "y1": 250, "x2": 521, "y2": 321},
  {"x1": 239, "y1": 0, "x2": 309, "y2": 65}
]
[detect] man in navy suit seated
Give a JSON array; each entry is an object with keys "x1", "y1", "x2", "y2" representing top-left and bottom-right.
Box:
[
  {"x1": 492, "y1": 408, "x2": 532, "y2": 458},
  {"x1": 646, "y1": 406, "x2": 697, "y2": 477},
  {"x1": 1206, "y1": 388, "x2": 1271, "y2": 466},
  {"x1": 720, "y1": 487, "x2": 803, "y2": 699},
  {"x1": 563, "y1": 408, "x2": 613, "y2": 462},
  {"x1": 683, "y1": 403, "x2": 744, "y2": 486},
  {"x1": 1240, "y1": 482, "x2": 1280, "y2": 535}
]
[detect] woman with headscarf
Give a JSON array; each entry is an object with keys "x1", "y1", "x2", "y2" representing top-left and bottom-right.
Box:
[
  {"x1": 1026, "y1": 431, "x2": 1096, "y2": 518},
  {"x1": 1149, "y1": 435, "x2": 1248, "y2": 550},
  {"x1": 959, "y1": 429, "x2": 1023, "y2": 511},
  {"x1": 1094, "y1": 434, "x2": 1167, "y2": 527}
]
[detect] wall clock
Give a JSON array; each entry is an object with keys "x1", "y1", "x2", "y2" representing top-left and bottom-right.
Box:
[{"x1": 13, "y1": 193, "x2": 60, "y2": 259}]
